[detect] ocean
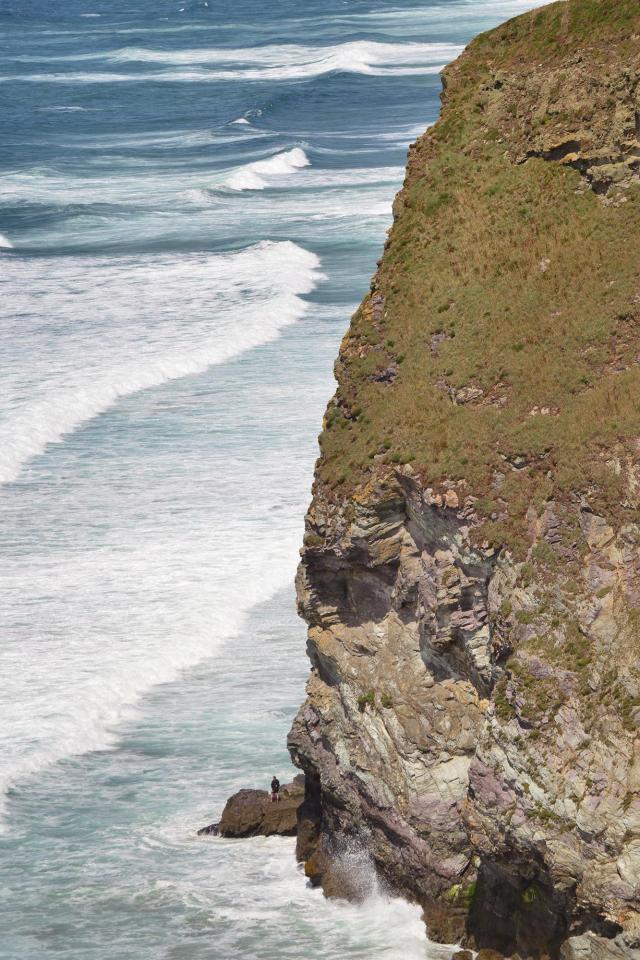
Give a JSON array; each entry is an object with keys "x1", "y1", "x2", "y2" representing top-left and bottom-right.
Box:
[{"x1": 0, "y1": 1, "x2": 543, "y2": 957}]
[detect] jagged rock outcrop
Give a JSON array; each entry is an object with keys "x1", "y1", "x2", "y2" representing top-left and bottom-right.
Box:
[
  {"x1": 288, "y1": 1, "x2": 640, "y2": 957},
  {"x1": 198, "y1": 776, "x2": 304, "y2": 838}
]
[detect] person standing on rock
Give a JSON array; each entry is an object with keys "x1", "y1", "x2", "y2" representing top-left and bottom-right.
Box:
[{"x1": 270, "y1": 776, "x2": 280, "y2": 803}]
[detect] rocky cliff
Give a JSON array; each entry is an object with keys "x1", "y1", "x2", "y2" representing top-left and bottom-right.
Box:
[{"x1": 288, "y1": 1, "x2": 640, "y2": 957}]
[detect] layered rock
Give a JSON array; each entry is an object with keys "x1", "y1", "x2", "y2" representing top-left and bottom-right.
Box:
[{"x1": 288, "y1": 1, "x2": 640, "y2": 957}]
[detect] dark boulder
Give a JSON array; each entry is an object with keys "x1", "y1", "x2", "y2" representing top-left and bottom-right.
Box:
[{"x1": 198, "y1": 775, "x2": 304, "y2": 839}]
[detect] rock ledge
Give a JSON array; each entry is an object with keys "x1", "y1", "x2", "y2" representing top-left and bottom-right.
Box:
[{"x1": 198, "y1": 776, "x2": 304, "y2": 839}]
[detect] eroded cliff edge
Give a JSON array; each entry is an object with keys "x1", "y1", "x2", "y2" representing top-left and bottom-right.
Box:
[{"x1": 288, "y1": 1, "x2": 640, "y2": 957}]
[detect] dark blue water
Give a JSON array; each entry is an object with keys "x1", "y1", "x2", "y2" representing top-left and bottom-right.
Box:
[{"x1": 0, "y1": 1, "x2": 543, "y2": 957}]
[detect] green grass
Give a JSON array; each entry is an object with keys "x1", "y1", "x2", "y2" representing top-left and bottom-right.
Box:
[
  {"x1": 471, "y1": 0, "x2": 640, "y2": 66},
  {"x1": 493, "y1": 676, "x2": 516, "y2": 721},
  {"x1": 357, "y1": 690, "x2": 376, "y2": 712},
  {"x1": 316, "y1": 0, "x2": 640, "y2": 558}
]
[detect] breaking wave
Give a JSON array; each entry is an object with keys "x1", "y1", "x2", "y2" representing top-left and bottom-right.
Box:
[
  {"x1": 224, "y1": 147, "x2": 309, "y2": 191},
  {"x1": 0, "y1": 241, "x2": 322, "y2": 486}
]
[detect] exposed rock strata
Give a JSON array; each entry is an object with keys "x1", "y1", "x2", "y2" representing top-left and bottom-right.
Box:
[{"x1": 288, "y1": 2, "x2": 640, "y2": 957}]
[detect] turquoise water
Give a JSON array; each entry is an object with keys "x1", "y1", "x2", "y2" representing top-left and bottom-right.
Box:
[{"x1": 0, "y1": 2, "x2": 543, "y2": 957}]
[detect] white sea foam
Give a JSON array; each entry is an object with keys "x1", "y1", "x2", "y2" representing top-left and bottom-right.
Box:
[
  {"x1": 0, "y1": 233, "x2": 14, "y2": 249},
  {"x1": 12, "y1": 0, "x2": 549, "y2": 44},
  {"x1": 117, "y1": 828, "x2": 449, "y2": 960},
  {"x1": 224, "y1": 146, "x2": 309, "y2": 191},
  {"x1": 460, "y1": 0, "x2": 550, "y2": 14},
  {"x1": 376, "y1": 121, "x2": 432, "y2": 142},
  {"x1": 331, "y1": 0, "x2": 549, "y2": 21},
  {"x1": 0, "y1": 240, "x2": 321, "y2": 486},
  {"x1": 1, "y1": 176, "x2": 394, "y2": 251},
  {"x1": 191, "y1": 182, "x2": 394, "y2": 228},
  {"x1": 38, "y1": 105, "x2": 89, "y2": 112},
  {"x1": 52, "y1": 125, "x2": 268, "y2": 151},
  {"x1": 0, "y1": 240, "x2": 325, "y2": 829},
  {"x1": 0, "y1": 540, "x2": 298, "y2": 830},
  {"x1": 296, "y1": 165, "x2": 404, "y2": 187},
  {"x1": 3, "y1": 40, "x2": 463, "y2": 82},
  {"x1": 105, "y1": 39, "x2": 462, "y2": 69},
  {"x1": 182, "y1": 837, "x2": 446, "y2": 960},
  {"x1": 0, "y1": 158, "x2": 398, "y2": 208}
]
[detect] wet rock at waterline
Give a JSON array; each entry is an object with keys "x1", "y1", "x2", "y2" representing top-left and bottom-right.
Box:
[{"x1": 198, "y1": 775, "x2": 304, "y2": 838}]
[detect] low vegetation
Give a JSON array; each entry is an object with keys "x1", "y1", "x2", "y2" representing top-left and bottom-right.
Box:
[
  {"x1": 357, "y1": 690, "x2": 376, "y2": 712},
  {"x1": 316, "y1": 0, "x2": 640, "y2": 558}
]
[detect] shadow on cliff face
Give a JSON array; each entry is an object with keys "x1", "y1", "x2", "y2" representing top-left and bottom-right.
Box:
[
  {"x1": 290, "y1": 484, "x2": 492, "y2": 946},
  {"x1": 300, "y1": 477, "x2": 501, "y2": 699},
  {"x1": 468, "y1": 859, "x2": 624, "y2": 959},
  {"x1": 469, "y1": 860, "x2": 570, "y2": 958},
  {"x1": 300, "y1": 498, "x2": 406, "y2": 634},
  {"x1": 302, "y1": 549, "x2": 401, "y2": 631}
]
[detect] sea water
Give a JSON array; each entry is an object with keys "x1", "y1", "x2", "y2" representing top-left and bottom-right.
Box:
[{"x1": 0, "y1": 2, "x2": 543, "y2": 957}]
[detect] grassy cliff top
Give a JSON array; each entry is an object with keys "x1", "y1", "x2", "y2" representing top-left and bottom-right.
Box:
[{"x1": 316, "y1": 0, "x2": 640, "y2": 555}]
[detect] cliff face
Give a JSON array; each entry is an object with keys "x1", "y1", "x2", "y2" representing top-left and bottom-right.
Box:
[{"x1": 288, "y1": 2, "x2": 640, "y2": 958}]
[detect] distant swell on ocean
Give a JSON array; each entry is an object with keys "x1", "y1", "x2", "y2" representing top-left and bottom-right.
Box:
[{"x1": 3, "y1": 39, "x2": 463, "y2": 82}]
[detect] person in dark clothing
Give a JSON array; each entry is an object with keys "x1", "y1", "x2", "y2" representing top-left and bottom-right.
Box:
[{"x1": 270, "y1": 776, "x2": 280, "y2": 803}]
